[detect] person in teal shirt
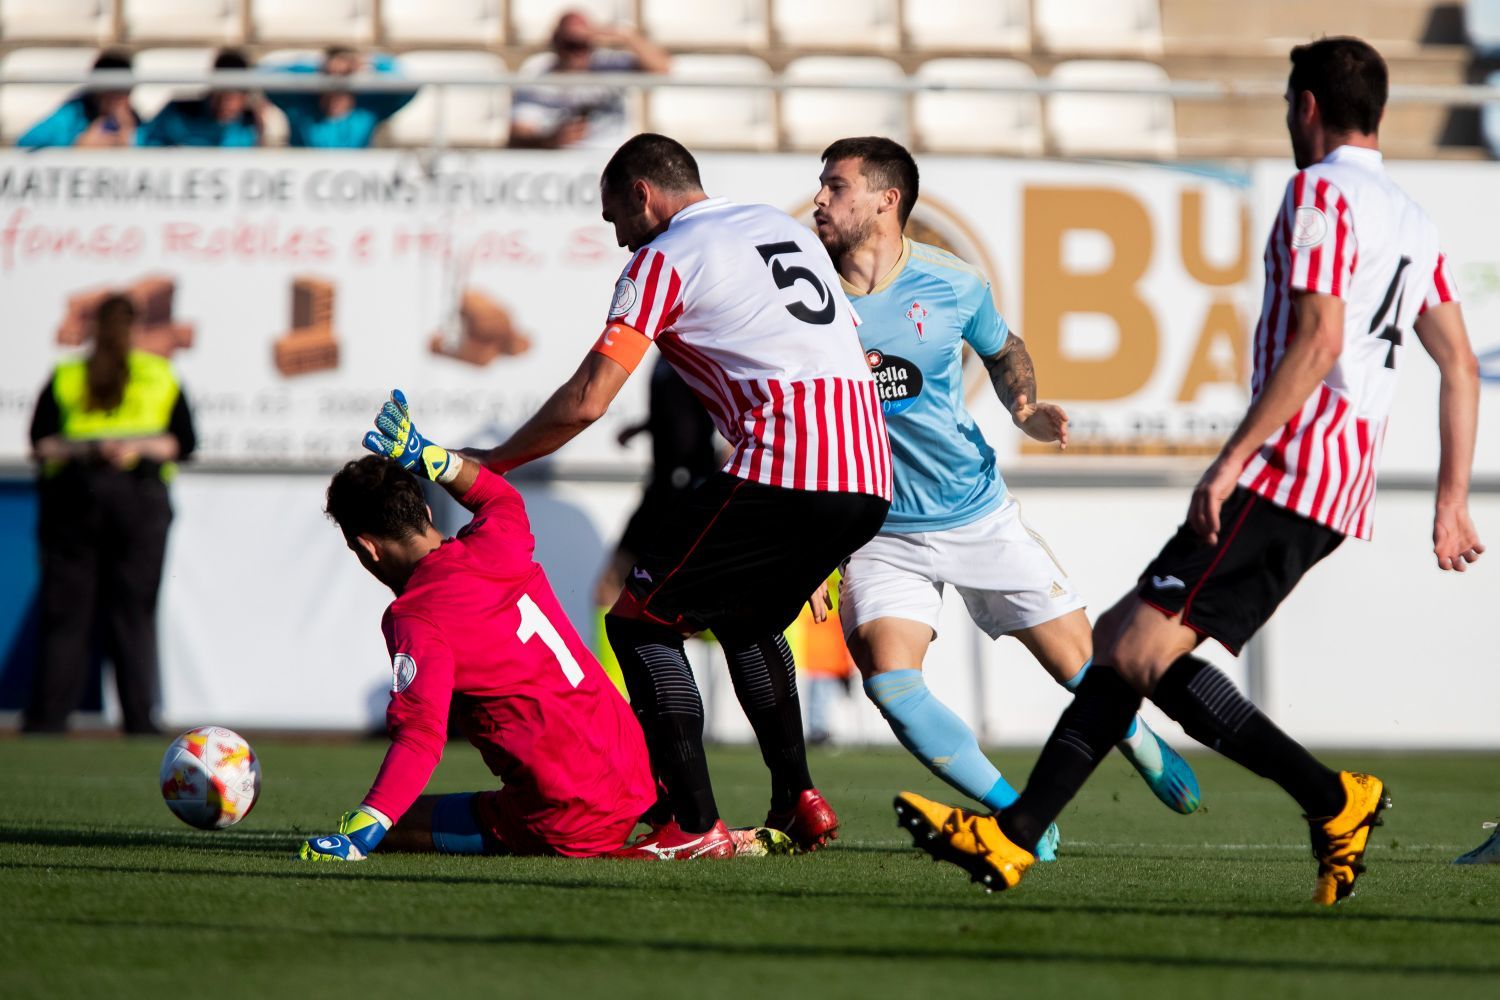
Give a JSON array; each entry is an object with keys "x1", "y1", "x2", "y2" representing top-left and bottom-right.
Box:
[
  {"x1": 17, "y1": 49, "x2": 138, "y2": 149},
  {"x1": 264, "y1": 47, "x2": 415, "y2": 148},
  {"x1": 138, "y1": 49, "x2": 261, "y2": 148},
  {"x1": 812, "y1": 138, "x2": 1201, "y2": 863}
]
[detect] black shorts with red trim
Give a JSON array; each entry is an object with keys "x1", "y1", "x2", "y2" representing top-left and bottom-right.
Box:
[
  {"x1": 1136, "y1": 487, "x2": 1344, "y2": 654},
  {"x1": 613, "y1": 471, "x2": 890, "y2": 638}
]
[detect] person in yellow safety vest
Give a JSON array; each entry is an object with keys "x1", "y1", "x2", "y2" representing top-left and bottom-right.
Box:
[
  {"x1": 785, "y1": 571, "x2": 855, "y2": 745},
  {"x1": 24, "y1": 294, "x2": 196, "y2": 735}
]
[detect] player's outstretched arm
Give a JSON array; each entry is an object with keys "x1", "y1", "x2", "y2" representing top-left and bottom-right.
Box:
[
  {"x1": 469, "y1": 352, "x2": 633, "y2": 475},
  {"x1": 1189, "y1": 291, "x2": 1344, "y2": 544},
  {"x1": 983, "y1": 335, "x2": 1068, "y2": 448},
  {"x1": 363, "y1": 389, "x2": 480, "y2": 499},
  {"x1": 1414, "y1": 301, "x2": 1484, "y2": 571}
]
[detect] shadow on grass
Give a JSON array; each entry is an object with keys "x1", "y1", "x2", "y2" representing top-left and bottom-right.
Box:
[
  {"x1": 11, "y1": 912, "x2": 1500, "y2": 978},
  {"x1": 0, "y1": 823, "x2": 304, "y2": 854},
  {"x1": 5, "y1": 852, "x2": 1500, "y2": 935}
]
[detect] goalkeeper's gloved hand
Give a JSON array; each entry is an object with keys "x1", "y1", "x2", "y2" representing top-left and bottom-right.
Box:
[
  {"x1": 296, "y1": 805, "x2": 391, "y2": 863},
  {"x1": 363, "y1": 389, "x2": 460, "y2": 483}
]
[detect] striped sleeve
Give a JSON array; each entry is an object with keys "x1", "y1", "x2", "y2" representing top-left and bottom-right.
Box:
[
  {"x1": 1284, "y1": 173, "x2": 1357, "y2": 298},
  {"x1": 1419, "y1": 252, "x2": 1460, "y2": 314},
  {"x1": 605, "y1": 247, "x2": 685, "y2": 341}
]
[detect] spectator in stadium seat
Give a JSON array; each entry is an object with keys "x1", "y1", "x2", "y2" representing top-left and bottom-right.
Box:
[
  {"x1": 138, "y1": 49, "x2": 262, "y2": 148},
  {"x1": 264, "y1": 46, "x2": 416, "y2": 148},
  {"x1": 17, "y1": 49, "x2": 139, "y2": 149},
  {"x1": 508, "y1": 10, "x2": 669, "y2": 149},
  {"x1": 24, "y1": 295, "x2": 196, "y2": 735}
]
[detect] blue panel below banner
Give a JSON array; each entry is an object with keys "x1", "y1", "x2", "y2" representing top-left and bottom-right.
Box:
[{"x1": 0, "y1": 477, "x2": 39, "y2": 710}]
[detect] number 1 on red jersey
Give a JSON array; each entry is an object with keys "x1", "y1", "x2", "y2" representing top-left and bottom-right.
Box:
[{"x1": 515, "y1": 593, "x2": 584, "y2": 688}]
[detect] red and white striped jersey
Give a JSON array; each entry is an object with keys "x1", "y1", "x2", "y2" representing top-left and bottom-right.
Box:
[
  {"x1": 1239, "y1": 146, "x2": 1458, "y2": 539},
  {"x1": 606, "y1": 197, "x2": 891, "y2": 499}
]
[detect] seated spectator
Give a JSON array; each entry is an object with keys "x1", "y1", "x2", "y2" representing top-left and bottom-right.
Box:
[
  {"x1": 138, "y1": 49, "x2": 261, "y2": 148},
  {"x1": 509, "y1": 11, "x2": 669, "y2": 150},
  {"x1": 17, "y1": 49, "x2": 139, "y2": 149},
  {"x1": 265, "y1": 46, "x2": 416, "y2": 148}
]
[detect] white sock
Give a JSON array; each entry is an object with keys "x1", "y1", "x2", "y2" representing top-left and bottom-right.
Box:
[{"x1": 1117, "y1": 716, "x2": 1163, "y2": 774}]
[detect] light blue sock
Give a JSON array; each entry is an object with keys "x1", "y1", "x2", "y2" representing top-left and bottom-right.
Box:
[{"x1": 865, "y1": 669, "x2": 1017, "y2": 811}]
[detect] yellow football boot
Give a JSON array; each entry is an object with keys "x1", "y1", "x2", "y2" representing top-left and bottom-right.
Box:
[
  {"x1": 894, "y1": 791, "x2": 1034, "y2": 892},
  {"x1": 1308, "y1": 771, "x2": 1391, "y2": 905}
]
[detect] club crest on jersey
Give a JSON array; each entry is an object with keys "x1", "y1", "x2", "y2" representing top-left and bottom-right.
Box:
[
  {"x1": 608, "y1": 276, "x2": 639, "y2": 318},
  {"x1": 391, "y1": 653, "x2": 417, "y2": 694},
  {"x1": 864, "y1": 350, "x2": 923, "y2": 415},
  {"x1": 906, "y1": 302, "x2": 928, "y2": 341},
  {"x1": 1292, "y1": 206, "x2": 1329, "y2": 249}
]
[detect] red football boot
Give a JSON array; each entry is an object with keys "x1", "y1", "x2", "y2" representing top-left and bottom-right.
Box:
[
  {"x1": 607, "y1": 820, "x2": 736, "y2": 860},
  {"x1": 764, "y1": 789, "x2": 839, "y2": 852}
]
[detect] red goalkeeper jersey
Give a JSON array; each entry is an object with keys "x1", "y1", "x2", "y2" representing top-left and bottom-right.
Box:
[{"x1": 362, "y1": 467, "x2": 655, "y2": 856}]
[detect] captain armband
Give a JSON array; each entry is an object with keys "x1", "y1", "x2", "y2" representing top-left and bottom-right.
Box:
[{"x1": 590, "y1": 322, "x2": 652, "y2": 374}]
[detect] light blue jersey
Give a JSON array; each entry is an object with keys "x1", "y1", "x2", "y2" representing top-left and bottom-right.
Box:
[{"x1": 845, "y1": 238, "x2": 1009, "y2": 532}]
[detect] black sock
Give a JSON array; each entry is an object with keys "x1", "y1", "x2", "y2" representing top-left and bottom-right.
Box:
[
  {"x1": 1150, "y1": 655, "x2": 1344, "y2": 817},
  {"x1": 999, "y1": 665, "x2": 1141, "y2": 851},
  {"x1": 720, "y1": 631, "x2": 813, "y2": 812},
  {"x1": 605, "y1": 614, "x2": 720, "y2": 832}
]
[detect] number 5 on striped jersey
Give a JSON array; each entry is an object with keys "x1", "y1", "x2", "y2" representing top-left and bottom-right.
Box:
[{"x1": 515, "y1": 594, "x2": 584, "y2": 687}]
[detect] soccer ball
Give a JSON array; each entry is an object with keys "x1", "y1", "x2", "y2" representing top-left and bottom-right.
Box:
[{"x1": 159, "y1": 726, "x2": 261, "y2": 830}]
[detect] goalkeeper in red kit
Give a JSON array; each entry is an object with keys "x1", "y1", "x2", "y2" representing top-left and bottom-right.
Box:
[{"x1": 297, "y1": 391, "x2": 657, "y2": 861}]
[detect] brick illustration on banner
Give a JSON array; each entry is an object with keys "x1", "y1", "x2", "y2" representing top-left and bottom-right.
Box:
[
  {"x1": 55, "y1": 275, "x2": 195, "y2": 357},
  {"x1": 429, "y1": 289, "x2": 531, "y2": 367},
  {"x1": 274, "y1": 276, "x2": 340, "y2": 377}
]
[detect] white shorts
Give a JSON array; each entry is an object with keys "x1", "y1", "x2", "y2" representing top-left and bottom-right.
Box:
[{"x1": 839, "y1": 496, "x2": 1086, "y2": 640}]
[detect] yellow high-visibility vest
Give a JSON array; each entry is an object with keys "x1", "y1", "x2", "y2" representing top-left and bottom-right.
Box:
[{"x1": 47, "y1": 350, "x2": 182, "y2": 481}]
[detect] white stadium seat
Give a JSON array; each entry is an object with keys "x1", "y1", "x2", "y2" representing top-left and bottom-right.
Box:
[
  {"x1": 131, "y1": 47, "x2": 216, "y2": 120},
  {"x1": 913, "y1": 59, "x2": 1042, "y2": 156},
  {"x1": 0, "y1": 47, "x2": 99, "y2": 142},
  {"x1": 1035, "y1": 0, "x2": 1162, "y2": 55},
  {"x1": 903, "y1": 0, "x2": 1030, "y2": 53},
  {"x1": 1468, "y1": 0, "x2": 1500, "y2": 58},
  {"x1": 510, "y1": 0, "x2": 632, "y2": 46},
  {"x1": 648, "y1": 54, "x2": 774, "y2": 151},
  {"x1": 772, "y1": 0, "x2": 899, "y2": 51},
  {"x1": 381, "y1": 0, "x2": 504, "y2": 45},
  {"x1": 781, "y1": 56, "x2": 907, "y2": 152},
  {"x1": 0, "y1": 0, "x2": 111, "y2": 42},
  {"x1": 1047, "y1": 60, "x2": 1176, "y2": 158},
  {"x1": 387, "y1": 51, "x2": 508, "y2": 147},
  {"x1": 253, "y1": 0, "x2": 373, "y2": 44},
  {"x1": 122, "y1": 0, "x2": 242, "y2": 42},
  {"x1": 643, "y1": 0, "x2": 768, "y2": 48}
]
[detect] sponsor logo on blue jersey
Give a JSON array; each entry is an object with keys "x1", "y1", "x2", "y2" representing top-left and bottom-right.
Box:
[{"x1": 865, "y1": 349, "x2": 924, "y2": 415}]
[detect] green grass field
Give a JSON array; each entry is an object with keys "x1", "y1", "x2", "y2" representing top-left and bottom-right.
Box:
[{"x1": 2, "y1": 737, "x2": 1498, "y2": 998}]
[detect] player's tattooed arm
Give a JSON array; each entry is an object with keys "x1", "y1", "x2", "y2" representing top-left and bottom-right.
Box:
[
  {"x1": 983, "y1": 337, "x2": 1067, "y2": 448},
  {"x1": 983, "y1": 336, "x2": 1036, "y2": 414}
]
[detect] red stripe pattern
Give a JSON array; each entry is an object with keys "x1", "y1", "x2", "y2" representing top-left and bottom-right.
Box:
[
  {"x1": 610, "y1": 245, "x2": 891, "y2": 499},
  {"x1": 1238, "y1": 165, "x2": 1440, "y2": 541},
  {"x1": 1419, "y1": 252, "x2": 1460, "y2": 315}
]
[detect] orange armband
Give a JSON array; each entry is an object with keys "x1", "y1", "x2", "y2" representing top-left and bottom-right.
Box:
[{"x1": 591, "y1": 322, "x2": 652, "y2": 373}]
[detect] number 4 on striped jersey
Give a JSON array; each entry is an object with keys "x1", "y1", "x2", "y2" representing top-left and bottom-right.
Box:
[{"x1": 515, "y1": 594, "x2": 584, "y2": 687}]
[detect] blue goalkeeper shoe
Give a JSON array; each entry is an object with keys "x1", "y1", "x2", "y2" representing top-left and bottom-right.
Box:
[
  {"x1": 1033, "y1": 822, "x2": 1060, "y2": 863},
  {"x1": 1120, "y1": 726, "x2": 1201, "y2": 815}
]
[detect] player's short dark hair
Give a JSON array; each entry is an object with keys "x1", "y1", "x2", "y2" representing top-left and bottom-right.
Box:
[
  {"x1": 601, "y1": 133, "x2": 703, "y2": 196},
  {"x1": 213, "y1": 48, "x2": 250, "y2": 71},
  {"x1": 821, "y1": 137, "x2": 920, "y2": 228},
  {"x1": 1288, "y1": 37, "x2": 1387, "y2": 135},
  {"x1": 325, "y1": 455, "x2": 432, "y2": 543}
]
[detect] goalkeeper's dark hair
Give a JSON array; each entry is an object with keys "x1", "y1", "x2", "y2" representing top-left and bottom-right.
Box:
[
  {"x1": 1289, "y1": 37, "x2": 1387, "y2": 135},
  {"x1": 325, "y1": 455, "x2": 432, "y2": 543},
  {"x1": 821, "y1": 136, "x2": 920, "y2": 227},
  {"x1": 601, "y1": 133, "x2": 703, "y2": 196}
]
